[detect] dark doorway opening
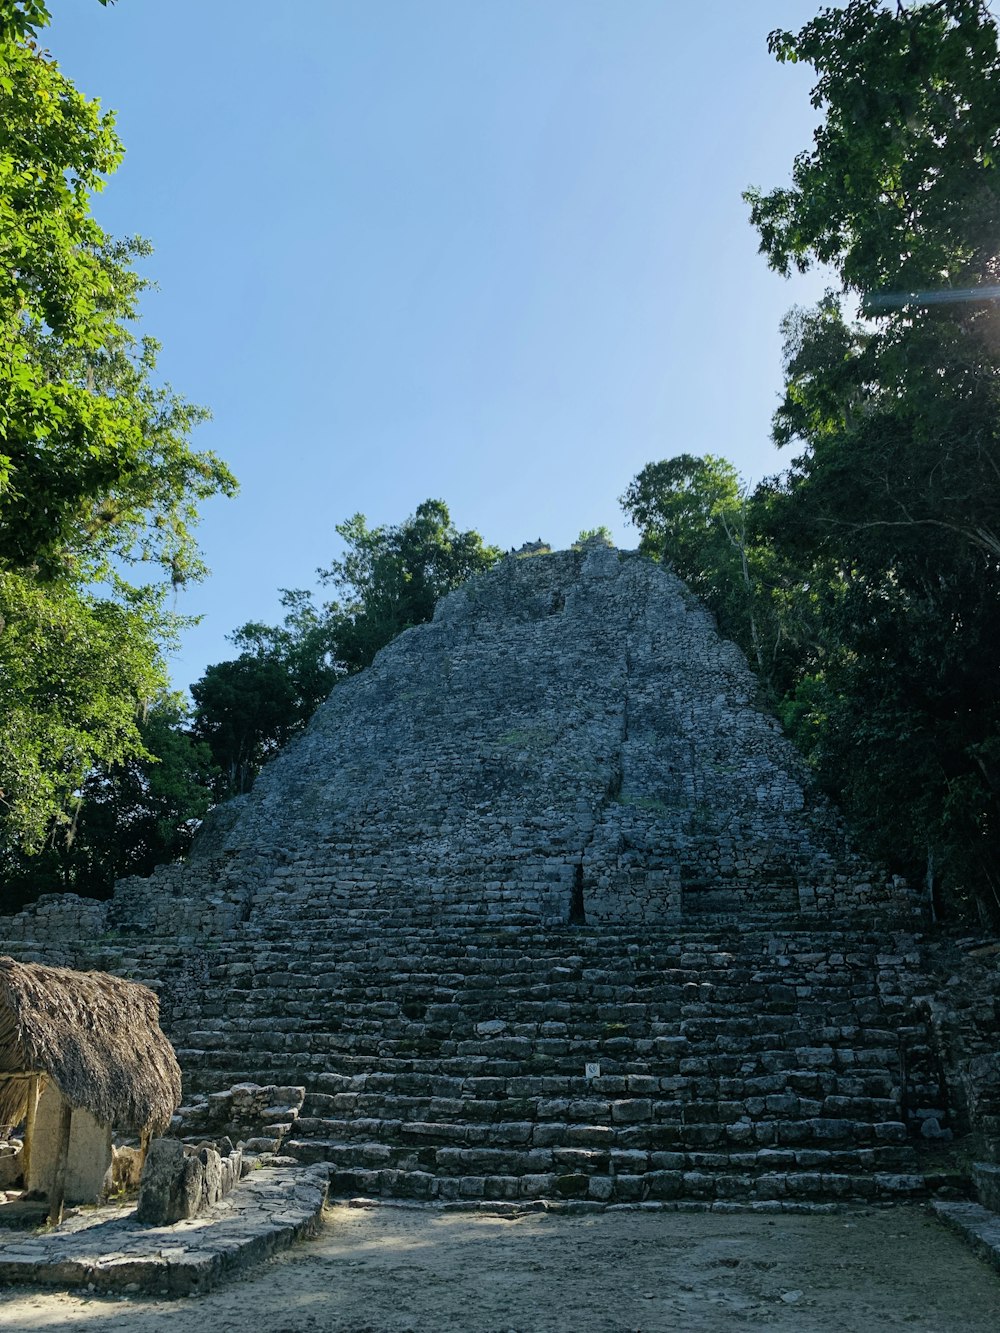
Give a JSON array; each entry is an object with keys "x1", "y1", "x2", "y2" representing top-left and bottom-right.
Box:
[{"x1": 569, "y1": 864, "x2": 587, "y2": 925}]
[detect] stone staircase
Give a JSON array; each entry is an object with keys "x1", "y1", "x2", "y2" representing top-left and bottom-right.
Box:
[{"x1": 147, "y1": 919, "x2": 961, "y2": 1207}]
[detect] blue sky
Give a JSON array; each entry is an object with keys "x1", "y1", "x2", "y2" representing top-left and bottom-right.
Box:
[{"x1": 47, "y1": 0, "x2": 832, "y2": 691}]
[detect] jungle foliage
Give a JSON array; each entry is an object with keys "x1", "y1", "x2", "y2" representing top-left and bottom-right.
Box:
[
  {"x1": 0, "y1": 0, "x2": 235, "y2": 900},
  {"x1": 626, "y1": 0, "x2": 1000, "y2": 921},
  {"x1": 191, "y1": 500, "x2": 502, "y2": 800}
]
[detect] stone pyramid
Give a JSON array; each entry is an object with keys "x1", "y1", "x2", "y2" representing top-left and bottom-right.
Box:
[
  {"x1": 3, "y1": 546, "x2": 957, "y2": 1210},
  {"x1": 141, "y1": 542, "x2": 910, "y2": 935}
]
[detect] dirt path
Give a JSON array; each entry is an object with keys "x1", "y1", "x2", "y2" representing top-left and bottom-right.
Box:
[{"x1": 1, "y1": 1202, "x2": 997, "y2": 1331}]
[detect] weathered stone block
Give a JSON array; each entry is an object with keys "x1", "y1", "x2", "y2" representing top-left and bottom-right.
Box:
[
  {"x1": 136, "y1": 1139, "x2": 202, "y2": 1224},
  {"x1": 610, "y1": 1099, "x2": 652, "y2": 1124},
  {"x1": 200, "y1": 1147, "x2": 223, "y2": 1206},
  {"x1": 27, "y1": 1084, "x2": 112, "y2": 1205},
  {"x1": 646, "y1": 1170, "x2": 683, "y2": 1200}
]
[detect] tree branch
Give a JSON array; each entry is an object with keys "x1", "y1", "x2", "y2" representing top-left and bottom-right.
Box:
[{"x1": 818, "y1": 513, "x2": 1000, "y2": 560}]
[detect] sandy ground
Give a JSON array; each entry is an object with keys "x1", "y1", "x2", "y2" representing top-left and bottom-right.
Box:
[{"x1": 0, "y1": 1202, "x2": 998, "y2": 1332}]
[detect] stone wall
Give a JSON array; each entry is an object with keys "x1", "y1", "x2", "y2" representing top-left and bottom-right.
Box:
[
  {"x1": 135, "y1": 1137, "x2": 245, "y2": 1225},
  {"x1": 26, "y1": 1083, "x2": 112, "y2": 1206}
]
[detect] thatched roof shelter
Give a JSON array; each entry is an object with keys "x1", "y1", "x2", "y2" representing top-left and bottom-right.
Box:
[{"x1": 0, "y1": 957, "x2": 181, "y2": 1138}]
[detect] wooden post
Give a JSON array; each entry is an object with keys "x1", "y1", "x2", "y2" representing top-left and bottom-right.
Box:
[
  {"x1": 46, "y1": 1098, "x2": 73, "y2": 1225},
  {"x1": 21, "y1": 1073, "x2": 42, "y2": 1190}
]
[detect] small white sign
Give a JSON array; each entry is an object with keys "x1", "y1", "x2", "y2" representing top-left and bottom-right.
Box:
[{"x1": 585, "y1": 1062, "x2": 600, "y2": 1080}]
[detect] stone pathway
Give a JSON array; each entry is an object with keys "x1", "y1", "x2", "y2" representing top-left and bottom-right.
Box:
[
  {"x1": 933, "y1": 1199, "x2": 1000, "y2": 1276},
  {"x1": 0, "y1": 1165, "x2": 328, "y2": 1295}
]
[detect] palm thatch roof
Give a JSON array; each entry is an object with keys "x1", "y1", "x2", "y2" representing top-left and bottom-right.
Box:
[{"x1": 0, "y1": 957, "x2": 181, "y2": 1137}]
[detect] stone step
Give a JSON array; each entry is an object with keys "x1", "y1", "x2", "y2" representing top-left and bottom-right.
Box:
[
  {"x1": 289, "y1": 1114, "x2": 908, "y2": 1153},
  {"x1": 175, "y1": 988, "x2": 906, "y2": 1016},
  {"x1": 178, "y1": 1042, "x2": 901, "y2": 1080},
  {"x1": 183, "y1": 978, "x2": 907, "y2": 999},
  {"x1": 187, "y1": 980, "x2": 899, "y2": 1003},
  {"x1": 293, "y1": 1090, "x2": 903, "y2": 1127},
  {"x1": 288, "y1": 1109, "x2": 906, "y2": 1151},
  {"x1": 220, "y1": 953, "x2": 918, "y2": 972},
  {"x1": 174, "y1": 1046, "x2": 902, "y2": 1082},
  {"x1": 240, "y1": 921, "x2": 917, "y2": 942},
  {"x1": 172, "y1": 1008, "x2": 905, "y2": 1042},
  {"x1": 201, "y1": 956, "x2": 908, "y2": 980},
  {"x1": 236, "y1": 939, "x2": 919, "y2": 958},
  {"x1": 175, "y1": 1042, "x2": 901, "y2": 1078},
  {"x1": 287, "y1": 1136, "x2": 920, "y2": 1177},
  {"x1": 183, "y1": 1027, "x2": 905, "y2": 1052},
  {"x1": 197, "y1": 935, "x2": 917, "y2": 959},
  {"x1": 178, "y1": 1071, "x2": 905, "y2": 1120},
  {"x1": 303, "y1": 1158, "x2": 938, "y2": 1206},
  {"x1": 206, "y1": 950, "x2": 905, "y2": 969},
  {"x1": 302, "y1": 1067, "x2": 898, "y2": 1096}
]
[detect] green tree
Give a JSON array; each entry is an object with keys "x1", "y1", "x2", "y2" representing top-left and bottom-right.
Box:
[
  {"x1": 192, "y1": 591, "x2": 340, "y2": 797},
  {"x1": 193, "y1": 500, "x2": 501, "y2": 798},
  {"x1": 778, "y1": 570, "x2": 1000, "y2": 919},
  {"x1": 745, "y1": 0, "x2": 1000, "y2": 918},
  {"x1": 319, "y1": 498, "x2": 502, "y2": 675},
  {"x1": 746, "y1": 0, "x2": 1000, "y2": 298},
  {"x1": 573, "y1": 526, "x2": 614, "y2": 547},
  {"x1": 0, "y1": 2, "x2": 236, "y2": 855},
  {"x1": 0, "y1": 695, "x2": 217, "y2": 910},
  {"x1": 621, "y1": 455, "x2": 801, "y2": 693},
  {"x1": 746, "y1": 1, "x2": 1000, "y2": 568}
]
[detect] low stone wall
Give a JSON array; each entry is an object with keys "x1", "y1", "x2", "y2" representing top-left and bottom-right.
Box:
[
  {"x1": 172, "y1": 1082, "x2": 306, "y2": 1155},
  {"x1": 0, "y1": 893, "x2": 108, "y2": 945},
  {"x1": 136, "y1": 1138, "x2": 246, "y2": 1225},
  {"x1": 0, "y1": 1165, "x2": 329, "y2": 1296}
]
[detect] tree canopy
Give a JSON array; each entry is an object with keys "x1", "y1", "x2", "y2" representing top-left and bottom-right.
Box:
[
  {"x1": 0, "y1": 1, "x2": 236, "y2": 856},
  {"x1": 317, "y1": 499, "x2": 502, "y2": 675},
  {"x1": 625, "y1": 0, "x2": 1000, "y2": 921},
  {"x1": 746, "y1": 0, "x2": 1000, "y2": 298},
  {"x1": 191, "y1": 500, "x2": 501, "y2": 799},
  {"x1": 0, "y1": 693, "x2": 218, "y2": 911},
  {"x1": 191, "y1": 590, "x2": 340, "y2": 798},
  {"x1": 621, "y1": 456, "x2": 807, "y2": 694}
]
